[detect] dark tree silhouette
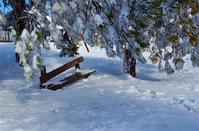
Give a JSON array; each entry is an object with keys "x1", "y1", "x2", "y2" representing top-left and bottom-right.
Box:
[{"x1": 4, "y1": 0, "x2": 28, "y2": 62}]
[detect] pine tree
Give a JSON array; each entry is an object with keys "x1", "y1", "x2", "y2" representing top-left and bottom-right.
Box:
[
  {"x1": 3, "y1": 0, "x2": 199, "y2": 80},
  {"x1": 149, "y1": 0, "x2": 199, "y2": 73}
]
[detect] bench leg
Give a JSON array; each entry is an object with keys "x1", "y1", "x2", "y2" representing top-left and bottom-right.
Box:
[{"x1": 75, "y1": 64, "x2": 80, "y2": 70}]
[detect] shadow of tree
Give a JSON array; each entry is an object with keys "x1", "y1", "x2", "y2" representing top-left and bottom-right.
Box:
[
  {"x1": 81, "y1": 56, "x2": 162, "y2": 82},
  {"x1": 136, "y1": 62, "x2": 162, "y2": 82}
]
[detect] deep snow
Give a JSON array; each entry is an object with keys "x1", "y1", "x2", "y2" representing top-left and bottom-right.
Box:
[{"x1": 1, "y1": 43, "x2": 199, "y2": 131}]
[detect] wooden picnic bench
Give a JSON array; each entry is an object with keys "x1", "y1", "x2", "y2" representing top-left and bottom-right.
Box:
[{"x1": 40, "y1": 56, "x2": 95, "y2": 90}]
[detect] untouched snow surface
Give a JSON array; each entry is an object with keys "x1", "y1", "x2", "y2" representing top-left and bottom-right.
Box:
[{"x1": 1, "y1": 43, "x2": 199, "y2": 131}]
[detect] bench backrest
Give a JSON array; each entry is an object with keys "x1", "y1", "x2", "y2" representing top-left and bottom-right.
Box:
[{"x1": 40, "y1": 56, "x2": 84, "y2": 84}]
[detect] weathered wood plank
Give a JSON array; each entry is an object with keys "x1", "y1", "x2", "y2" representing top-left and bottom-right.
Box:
[{"x1": 47, "y1": 71, "x2": 96, "y2": 91}]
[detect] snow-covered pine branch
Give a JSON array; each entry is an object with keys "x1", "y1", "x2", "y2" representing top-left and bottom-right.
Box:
[{"x1": 10, "y1": 0, "x2": 199, "y2": 80}]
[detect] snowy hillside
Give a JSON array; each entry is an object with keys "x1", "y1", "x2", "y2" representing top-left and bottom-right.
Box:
[{"x1": 1, "y1": 43, "x2": 199, "y2": 131}]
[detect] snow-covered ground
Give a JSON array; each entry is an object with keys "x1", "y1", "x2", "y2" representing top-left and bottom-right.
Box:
[{"x1": 1, "y1": 43, "x2": 199, "y2": 131}]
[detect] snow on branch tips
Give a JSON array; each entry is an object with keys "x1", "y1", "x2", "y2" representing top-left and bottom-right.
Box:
[{"x1": 8, "y1": 0, "x2": 199, "y2": 80}]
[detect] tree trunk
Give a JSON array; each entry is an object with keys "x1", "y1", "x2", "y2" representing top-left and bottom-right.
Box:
[
  {"x1": 10, "y1": 0, "x2": 26, "y2": 63},
  {"x1": 13, "y1": 0, "x2": 26, "y2": 36},
  {"x1": 129, "y1": 57, "x2": 136, "y2": 77},
  {"x1": 123, "y1": 49, "x2": 136, "y2": 77}
]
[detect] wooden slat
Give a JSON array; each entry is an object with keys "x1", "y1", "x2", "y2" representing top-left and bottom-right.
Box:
[
  {"x1": 47, "y1": 71, "x2": 96, "y2": 90},
  {"x1": 40, "y1": 57, "x2": 84, "y2": 84}
]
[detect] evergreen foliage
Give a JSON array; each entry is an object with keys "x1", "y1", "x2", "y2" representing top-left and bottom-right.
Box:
[{"x1": 2, "y1": 0, "x2": 199, "y2": 80}]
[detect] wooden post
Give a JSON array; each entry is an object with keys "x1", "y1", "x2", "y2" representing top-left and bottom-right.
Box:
[
  {"x1": 40, "y1": 66, "x2": 47, "y2": 87},
  {"x1": 40, "y1": 66, "x2": 46, "y2": 76},
  {"x1": 75, "y1": 63, "x2": 80, "y2": 70}
]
